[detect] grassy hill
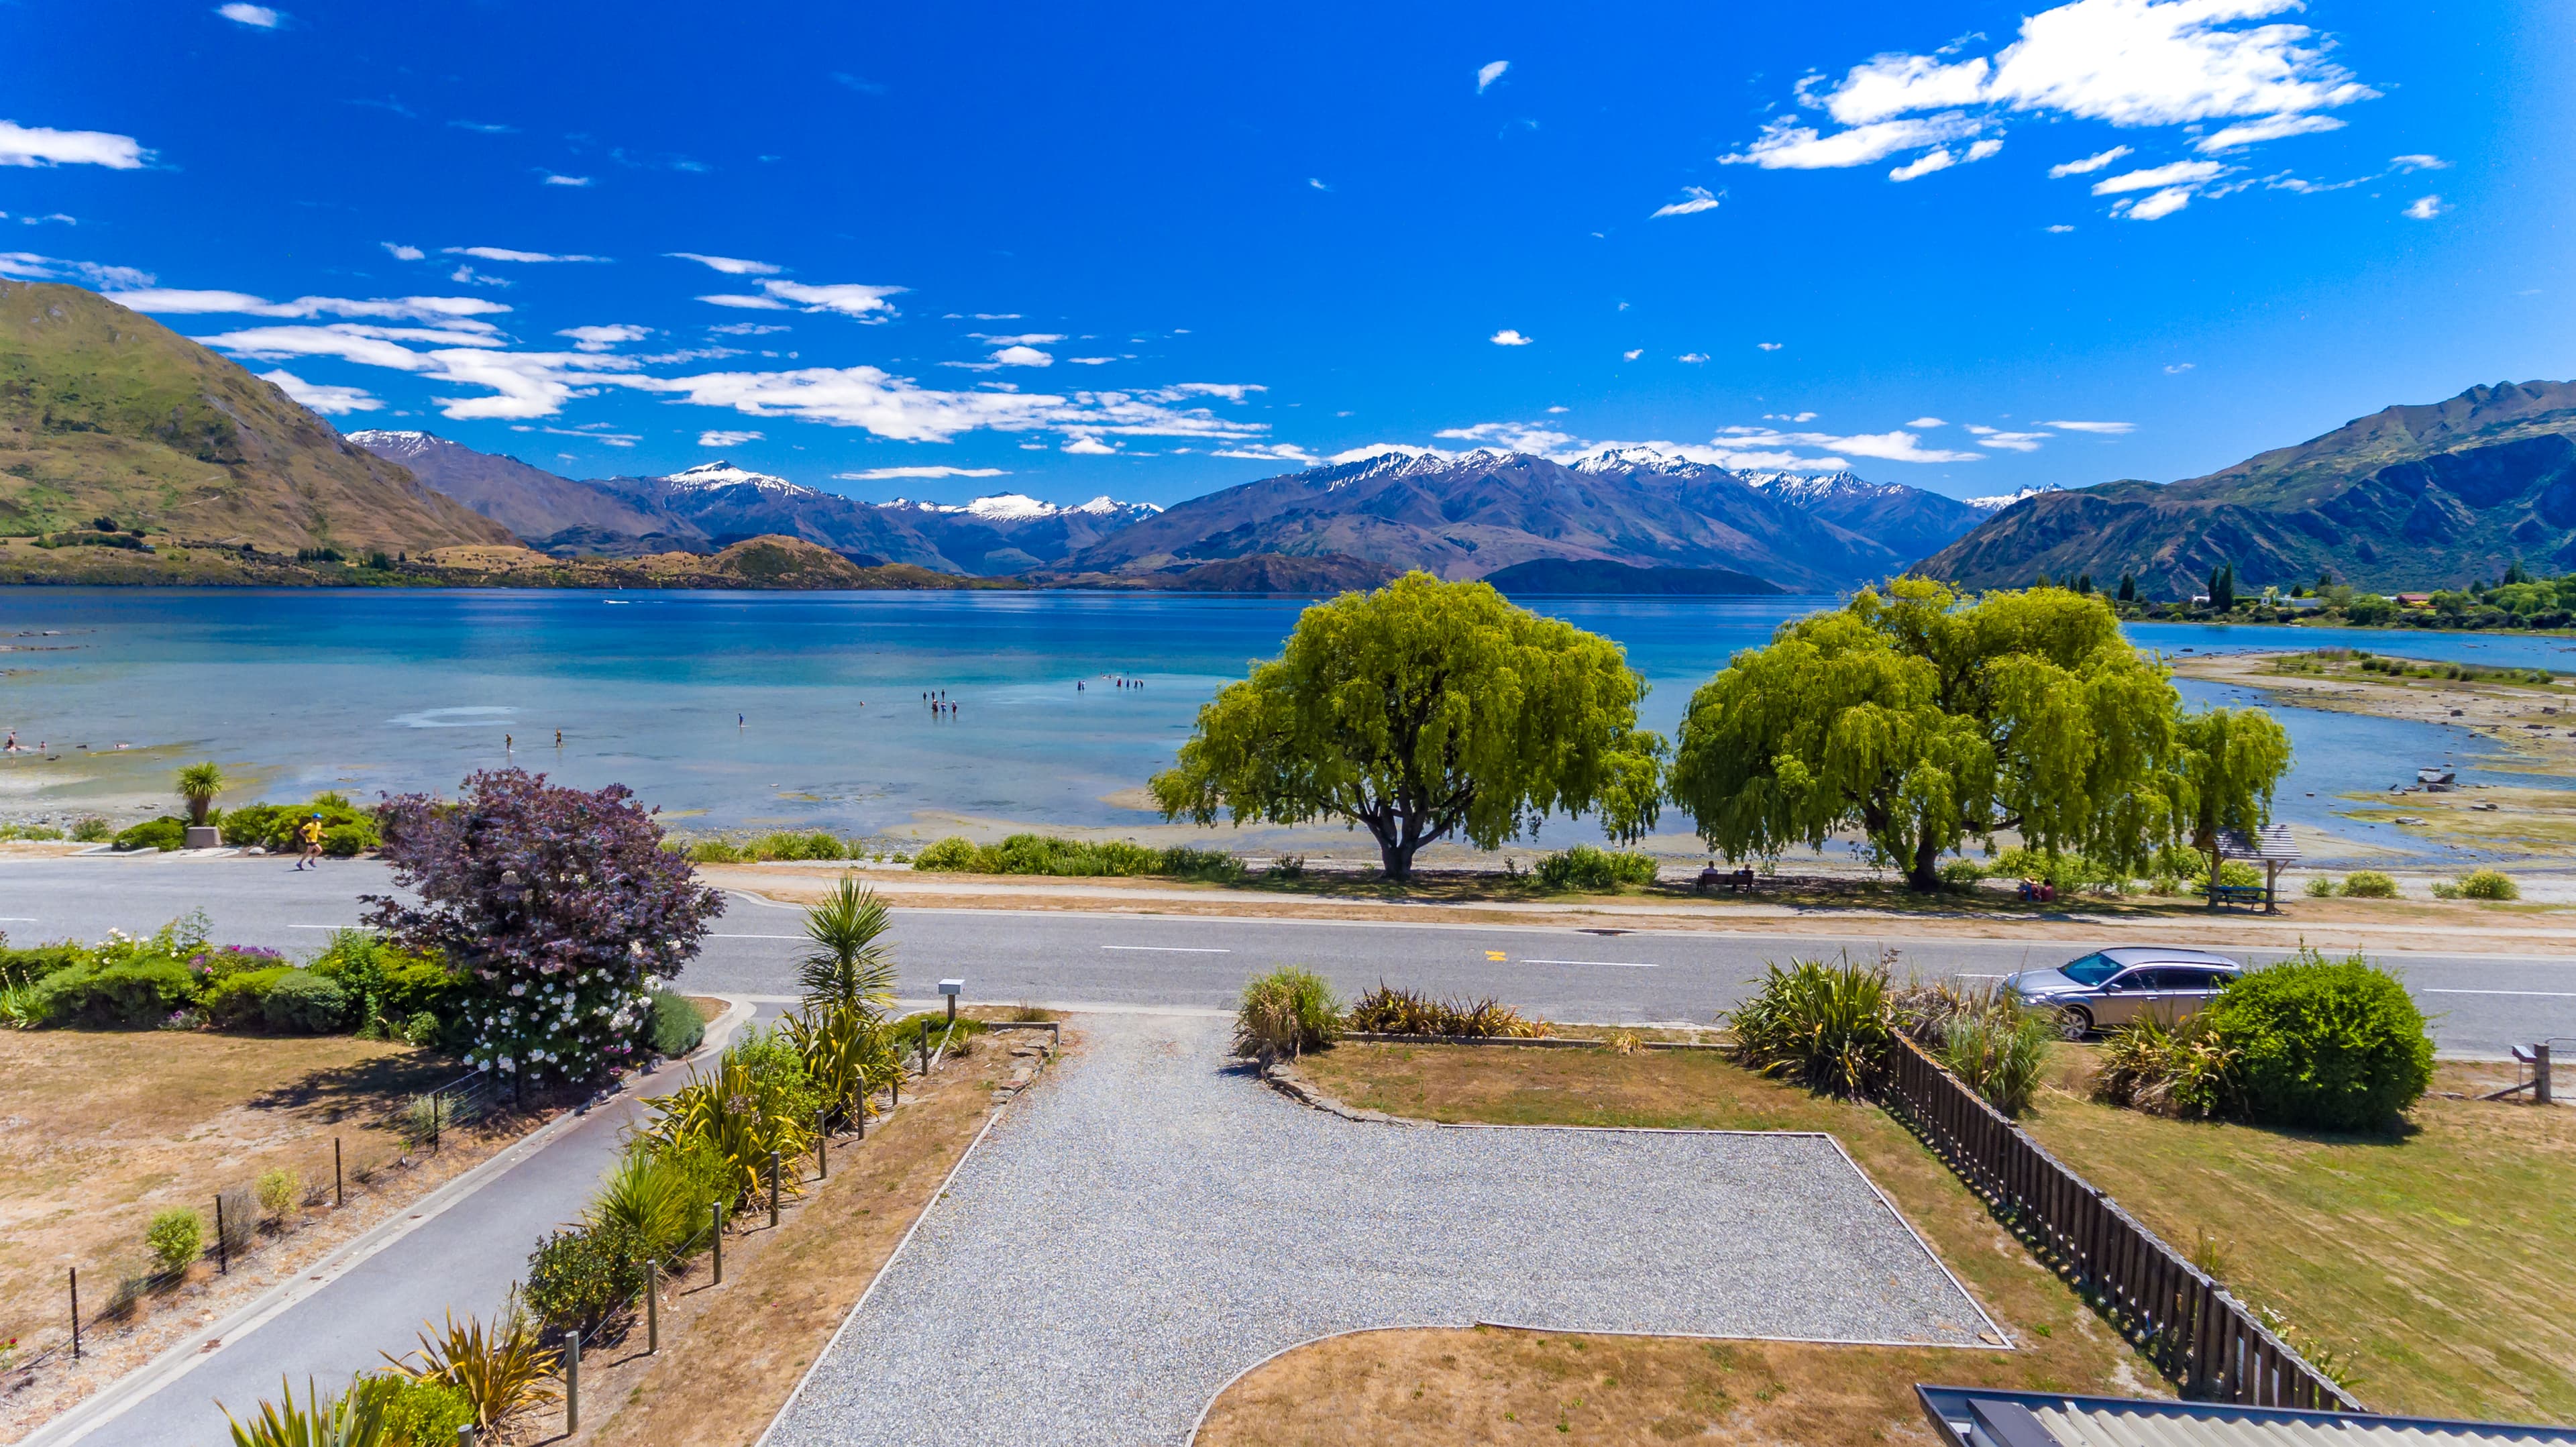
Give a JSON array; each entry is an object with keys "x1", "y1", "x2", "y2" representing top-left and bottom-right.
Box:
[{"x1": 0, "y1": 280, "x2": 511, "y2": 558}]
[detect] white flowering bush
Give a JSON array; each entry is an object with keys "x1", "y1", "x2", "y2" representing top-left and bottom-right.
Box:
[{"x1": 366, "y1": 769, "x2": 724, "y2": 1086}]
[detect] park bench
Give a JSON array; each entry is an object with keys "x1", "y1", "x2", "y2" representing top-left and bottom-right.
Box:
[
  {"x1": 1695, "y1": 865, "x2": 1758, "y2": 894},
  {"x1": 2205, "y1": 882, "x2": 2268, "y2": 910}
]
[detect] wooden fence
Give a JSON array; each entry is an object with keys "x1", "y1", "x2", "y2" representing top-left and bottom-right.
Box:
[{"x1": 1881, "y1": 1034, "x2": 2363, "y2": 1411}]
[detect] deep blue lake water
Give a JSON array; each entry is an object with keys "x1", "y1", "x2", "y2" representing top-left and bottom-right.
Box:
[{"x1": 0, "y1": 588, "x2": 2567, "y2": 853}]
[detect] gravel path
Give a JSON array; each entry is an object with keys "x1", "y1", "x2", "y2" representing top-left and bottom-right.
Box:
[{"x1": 765, "y1": 1014, "x2": 2001, "y2": 1447}]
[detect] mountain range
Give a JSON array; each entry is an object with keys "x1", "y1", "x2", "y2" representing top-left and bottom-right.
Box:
[{"x1": 1919, "y1": 381, "x2": 2576, "y2": 594}]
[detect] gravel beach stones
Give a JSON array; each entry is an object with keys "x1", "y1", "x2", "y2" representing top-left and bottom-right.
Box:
[{"x1": 767, "y1": 1012, "x2": 2000, "y2": 1447}]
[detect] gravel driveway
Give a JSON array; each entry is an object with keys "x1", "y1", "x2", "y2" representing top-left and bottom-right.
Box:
[{"x1": 765, "y1": 1012, "x2": 2002, "y2": 1447}]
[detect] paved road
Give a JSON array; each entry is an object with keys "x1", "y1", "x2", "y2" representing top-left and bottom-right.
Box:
[{"x1": 3, "y1": 855, "x2": 2571, "y2": 1056}]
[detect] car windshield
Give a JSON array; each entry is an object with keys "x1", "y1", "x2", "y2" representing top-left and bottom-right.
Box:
[{"x1": 2058, "y1": 952, "x2": 2121, "y2": 985}]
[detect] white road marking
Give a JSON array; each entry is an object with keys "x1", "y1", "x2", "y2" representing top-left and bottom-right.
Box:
[
  {"x1": 2422, "y1": 987, "x2": 2576, "y2": 998},
  {"x1": 287, "y1": 923, "x2": 371, "y2": 930},
  {"x1": 712, "y1": 933, "x2": 809, "y2": 941},
  {"x1": 1517, "y1": 958, "x2": 1658, "y2": 969},
  {"x1": 1102, "y1": 945, "x2": 1232, "y2": 953}
]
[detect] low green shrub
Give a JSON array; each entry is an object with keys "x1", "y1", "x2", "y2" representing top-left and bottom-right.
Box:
[
  {"x1": 70, "y1": 816, "x2": 113, "y2": 843},
  {"x1": 751, "y1": 830, "x2": 847, "y2": 861},
  {"x1": 2457, "y1": 868, "x2": 2519, "y2": 901},
  {"x1": 912, "y1": 836, "x2": 977, "y2": 871},
  {"x1": 146, "y1": 1206, "x2": 204, "y2": 1272},
  {"x1": 203, "y1": 966, "x2": 290, "y2": 1028},
  {"x1": 1344, "y1": 982, "x2": 1542, "y2": 1038},
  {"x1": 2208, "y1": 949, "x2": 2432, "y2": 1131},
  {"x1": 685, "y1": 839, "x2": 748, "y2": 863},
  {"x1": 1532, "y1": 845, "x2": 1660, "y2": 892},
  {"x1": 113, "y1": 816, "x2": 187, "y2": 853},
  {"x1": 1936, "y1": 1004, "x2": 2054, "y2": 1117},
  {"x1": 400, "y1": 1010, "x2": 440, "y2": 1047},
  {"x1": 352, "y1": 1373, "x2": 475, "y2": 1446},
  {"x1": 1992, "y1": 847, "x2": 2125, "y2": 893},
  {"x1": 646, "y1": 987, "x2": 705, "y2": 1058},
  {"x1": 1937, "y1": 859, "x2": 1986, "y2": 892},
  {"x1": 2340, "y1": 870, "x2": 2398, "y2": 898},
  {"x1": 2304, "y1": 875, "x2": 2338, "y2": 898},
  {"x1": 257, "y1": 1167, "x2": 302, "y2": 1220},
  {"x1": 0, "y1": 941, "x2": 91, "y2": 985},
  {"x1": 39, "y1": 957, "x2": 197, "y2": 1026},
  {"x1": 220, "y1": 793, "x2": 379, "y2": 854},
  {"x1": 522, "y1": 1222, "x2": 644, "y2": 1339},
  {"x1": 0, "y1": 822, "x2": 64, "y2": 841},
  {"x1": 1232, "y1": 966, "x2": 1339, "y2": 1061},
  {"x1": 1267, "y1": 853, "x2": 1307, "y2": 880},
  {"x1": 2095, "y1": 1015, "x2": 2239, "y2": 1118},
  {"x1": 261, "y1": 969, "x2": 350, "y2": 1033},
  {"x1": 1727, "y1": 956, "x2": 1891, "y2": 1097},
  {"x1": 589, "y1": 1143, "x2": 716, "y2": 1269}
]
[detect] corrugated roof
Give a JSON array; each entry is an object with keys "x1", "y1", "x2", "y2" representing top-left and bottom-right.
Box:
[{"x1": 2038, "y1": 1403, "x2": 2573, "y2": 1447}]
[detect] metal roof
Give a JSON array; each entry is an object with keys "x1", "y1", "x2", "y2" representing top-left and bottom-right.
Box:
[
  {"x1": 2217, "y1": 823, "x2": 2301, "y2": 863},
  {"x1": 1919, "y1": 1389, "x2": 2576, "y2": 1447}
]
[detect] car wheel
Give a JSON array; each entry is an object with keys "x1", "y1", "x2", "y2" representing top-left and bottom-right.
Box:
[{"x1": 2055, "y1": 1006, "x2": 2094, "y2": 1040}]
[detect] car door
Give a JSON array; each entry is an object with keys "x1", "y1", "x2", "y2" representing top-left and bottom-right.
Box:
[
  {"x1": 2095, "y1": 968, "x2": 2160, "y2": 1026},
  {"x1": 2159, "y1": 969, "x2": 2225, "y2": 1024}
]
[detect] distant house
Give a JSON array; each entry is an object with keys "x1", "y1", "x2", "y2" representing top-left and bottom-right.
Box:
[{"x1": 2396, "y1": 592, "x2": 2435, "y2": 608}]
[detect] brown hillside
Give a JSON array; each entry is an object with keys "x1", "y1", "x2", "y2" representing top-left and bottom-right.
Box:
[{"x1": 0, "y1": 280, "x2": 511, "y2": 553}]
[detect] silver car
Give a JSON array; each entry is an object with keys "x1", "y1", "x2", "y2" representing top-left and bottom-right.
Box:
[{"x1": 2002, "y1": 947, "x2": 2245, "y2": 1037}]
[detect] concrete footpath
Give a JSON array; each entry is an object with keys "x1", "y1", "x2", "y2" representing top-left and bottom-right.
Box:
[{"x1": 28, "y1": 1001, "x2": 766, "y2": 1447}]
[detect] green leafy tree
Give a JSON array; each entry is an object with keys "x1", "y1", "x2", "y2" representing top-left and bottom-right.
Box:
[
  {"x1": 1666, "y1": 580, "x2": 2286, "y2": 892},
  {"x1": 177, "y1": 762, "x2": 227, "y2": 827},
  {"x1": 2176, "y1": 706, "x2": 2293, "y2": 881},
  {"x1": 2116, "y1": 573, "x2": 2137, "y2": 603},
  {"x1": 796, "y1": 877, "x2": 896, "y2": 1014},
  {"x1": 2207, "y1": 561, "x2": 2235, "y2": 612},
  {"x1": 1151, "y1": 572, "x2": 1663, "y2": 881}
]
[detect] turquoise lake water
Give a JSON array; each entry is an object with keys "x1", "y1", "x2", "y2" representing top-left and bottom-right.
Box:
[{"x1": 1, "y1": 588, "x2": 2569, "y2": 855}]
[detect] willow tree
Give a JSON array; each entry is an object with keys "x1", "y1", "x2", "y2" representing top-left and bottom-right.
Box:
[
  {"x1": 2176, "y1": 706, "x2": 2293, "y2": 879},
  {"x1": 1666, "y1": 579, "x2": 2288, "y2": 892},
  {"x1": 1150, "y1": 572, "x2": 1664, "y2": 881}
]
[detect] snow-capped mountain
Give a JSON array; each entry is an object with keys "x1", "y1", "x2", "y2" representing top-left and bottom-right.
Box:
[
  {"x1": 1964, "y1": 484, "x2": 2065, "y2": 511},
  {"x1": 657, "y1": 461, "x2": 819, "y2": 497},
  {"x1": 890, "y1": 492, "x2": 1161, "y2": 523}
]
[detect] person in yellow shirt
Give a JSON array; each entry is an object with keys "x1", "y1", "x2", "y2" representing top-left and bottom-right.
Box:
[{"x1": 294, "y1": 813, "x2": 324, "y2": 871}]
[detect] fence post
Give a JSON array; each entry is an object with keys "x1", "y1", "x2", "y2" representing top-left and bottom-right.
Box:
[
  {"x1": 2539, "y1": 1043, "x2": 2555, "y2": 1106},
  {"x1": 334, "y1": 1137, "x2": 343, "y2": 1208},
  {"x1": 215, "y1": 1195, "x2": 227, "y2": 1274},
  {"x1": 767, "y1": 1151, "x2": 781, "y2": 1228},
  {"x1": 855, "y1": 1092, "x2": 865, "y2": 1140},
  {"x1": 816, "y1": 1108, "x2": 828, "y2": 1181},
  {"x1": 645, "y1": 1260, "x2": 659, "y2": 1354},
  {"x1": 458, "y1": 1425, "x2": 476, "y2": 1447},
  {"x1": 431, "y1": 1093, "x2": 441, "y2": 1154},
  {"x1": 711, "y1": 1201, "x2": 724, "y2": 1285},
  {"x1": 564, "y1": 1330, "x2": 580, "y2": 1433},
  {"x1": 68, "y1": 1267, "x2": 79, "y2": 1359}
]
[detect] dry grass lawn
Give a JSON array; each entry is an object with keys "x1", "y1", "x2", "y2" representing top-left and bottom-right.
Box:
[
  {"x1": 2020, "y1": 1051, "x2": 2576, "y2": 1422},
  {"x1": 561, "y1": 1024, "x2": 1046, "y2": 1447},
  {"x1": 1196, "y1": 1044, "x2": 2151, "y2": 1447}
]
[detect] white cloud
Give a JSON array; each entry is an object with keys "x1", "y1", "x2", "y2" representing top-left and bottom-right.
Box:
[
  {"x1": 2165, "y1": 362, "x2": 2195, "y2": 373},
  {"x1": 539, "y1": 173, "x2": 592, "y2": 187},
  {"x1": 1723, "y1": 114, "x2": 1982, "y2": 170},
  {"x1": 1065, "y1": 356, "x2": 1115, "y2": 366},
  {"x1": 217, "y1": 3, "x2": 280, "y2": 25},
  {"x1": 0, "y1": 121, "x2": 150, "y2": 170},
  {"x1": 382, "y1": 242, "x2": 425, "y2": 261},
  {"x1": 1621, "y1": 349, "x2": 1643, "y2": 360},
  {"x1": 2049, "y1": 145, "x2": 2133, "y2": 176},
  {"x1": 2125, "y1": 185, "x2": 2196, "y2": 219},
  {"x1": 2390, "y1": 154, "x2": 2449, "y2": 172},
  {"x1": 2404, "y1": 194, "x2": 2447, "y2": 220},
  {"x1": 1975, "y1": 430, "x2": 2051, "y2": 451},
  {"x1": 2043, "y1": 419, "x2": 2134, "y2": 433},
  {"x1": 2196, "y1": 111, "x2": 2343, "y2": 151},
  {"x1": 1652, "y1": 186, "x2": 1721, "y2": 217},
  {"x1": 836, "y1": 465, "x2": 1007, "y2": 480},
  {"x1": 2047, "y1": 223, "x2": 2078, "y2": 232},
  {"x1": 1061, "y1": 436, "x2": 1118, "y2": 455},
  {"x1": 1907, "y1": 416, "x2": 1947, "y2": 427},
  {"x1": 557, "y1": 324, "x2": 650, "y2": 352},
  {"x1": 704, "y1": 278, "x2": 906, "y2": 319},
  {"x1": 445, "y1": 246, "x2": 604, "y2": 264},
  {"x1": 1307, "y1": 177, "x2": 1330, "y2": 191},
  {"x1": 260, "y1": 369, "x2": 377, "y2": 413},
  {"x1": 698, "y1": 429, "x2": 765, "y2": 447},
  {"x1": 109, "y1": 288, "x2": 510, "y2": 327},
  {"x1": 1756, "y1": 341, "x2": 1784, "y2": 351},
  {"x1": 1729, "y1": 0, "x2": 2373, "y2": 181},
  {"x1": 0, "y1": 253, "x2": 152, "y2": 287},
  {"x1": 667, "y1": 252, "x2": 783, "y2": 275},
  {"x1": 1965, "y1": 138, "x2": 2006, "y2": 161},
  {"x1": 989, "y1": 345, "x2": 1053, "y2": 367},
  {"x1": 2092, "y1": 159, "x2": 2225, "y2": 194},
  {"x1": 973, "y1": 332, "x2": 1066, "y2": 345},
  {"x1": 1676, "y1": 352, "x2": 1709, "y2": 364},
  {"x1": 1490, "y1": 329, "x2": 1532, "y2": 346},
  {"x1": 1209, "y1": 443, "x2": 1322, "y2": 463},
  {"x1": 709, "y1": 321, "x2": 790, "y2": 335},
  {"x1": 1767, "y1": 411, "x2": 1819, "y2": 422},
  {"x1": 1436, "y1": 422, "x2": 1582, "y2": 452},
  {"x1": 1737, "y1": 427, "x2": 1982, "y2": 463},
  {"x1": 1890, "y1": 148, "x2": 1958, "y2": 181},
  {"x1": 1477, "y1": 60, "x2": 1510, "y2": 94}
]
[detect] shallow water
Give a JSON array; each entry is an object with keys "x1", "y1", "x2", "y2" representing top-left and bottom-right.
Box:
[{"x1": 0, "y1": 588, "x2": 2562, "y2": 855}]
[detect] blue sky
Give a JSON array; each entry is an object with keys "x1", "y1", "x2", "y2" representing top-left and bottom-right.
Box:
[{"x1": 3, "y1": 0, "x2": 2567, "y2": 506}]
